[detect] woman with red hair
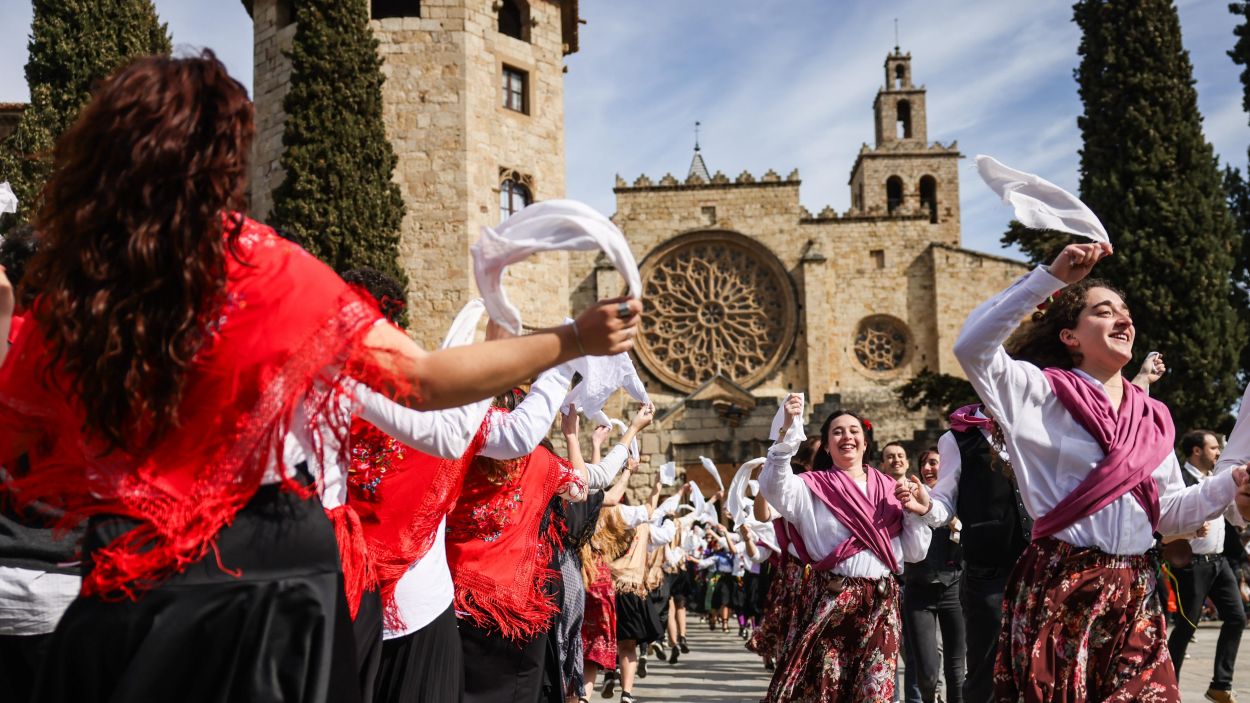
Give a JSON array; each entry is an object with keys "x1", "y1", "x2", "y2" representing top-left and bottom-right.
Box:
[{"x1": 0, "y1": 51, "x2": 639, "y2": 703}]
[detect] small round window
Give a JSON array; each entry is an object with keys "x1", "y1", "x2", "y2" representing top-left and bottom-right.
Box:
[{"x1": 853, "y1": 316, "x2": 911, "y2": 373}]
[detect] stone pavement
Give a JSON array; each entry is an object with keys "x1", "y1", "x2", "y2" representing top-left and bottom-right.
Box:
[{"x1": 592, "y1": 620, "x2": 1250, "y2": 702}]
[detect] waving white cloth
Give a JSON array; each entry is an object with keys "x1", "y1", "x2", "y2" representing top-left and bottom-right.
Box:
[
  {"x1": 698, "y1": 456, "x2": 725, "y2": 492},
  {"x1": 769, "y1": 393, "x2": 807, "y2": 445},
  {"x1": 0, "y1": 182, "x2": 16, "y2": 215},
  {"x1": 607, "y1": 418, "x2": 640, "y2": 460},
  {"x1": 654, "y1": 492, "x2": 682, "y2": 522},
  {"x1": 975, "y1": 155, "x2": 1109, "y2": 243},
  {"x1": 725, "y1": 458, "x2": 767, "y2": 529},
  {"x1": 439, "y1": 299, "x2": 487, "y2": 349},
  {"x1": 472, "y1": 199, "x2": 643, "y2": 334},
  {"x1": 740, "y1": 518, "x2": 780, "y2": 555},
  {"x1": 684, "y1": 482, "x2": 718, "y2": 524},
  {"x1": 563, "y1": 347, "x2": 651, "y2": 426},
  {"x1": 658, "y1": 461, "x2": 677, "y2": 486}
]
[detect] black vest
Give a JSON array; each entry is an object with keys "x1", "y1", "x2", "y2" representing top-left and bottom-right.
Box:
[
  {"x1": 953, "y1": 428, "x2": 1030, "y2": 571},
  {"x1": 904, "y1": 525, "x2": 962, "y2": 586}
]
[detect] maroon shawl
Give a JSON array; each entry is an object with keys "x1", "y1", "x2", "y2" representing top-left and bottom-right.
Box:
[{"x1": 793, "y1": 466, "x2": 905, "y2": 573}]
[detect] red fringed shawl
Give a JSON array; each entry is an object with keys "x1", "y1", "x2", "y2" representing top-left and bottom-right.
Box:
[
  {"x1": 445, "y1": 443, "x2": 578, "y2": 641},
  {"x1": 350, "y1": 411, "x2": 492, "y2": 630},
  {"x1": 0, "y1": 215, "x2": 384, "y2": 599}
]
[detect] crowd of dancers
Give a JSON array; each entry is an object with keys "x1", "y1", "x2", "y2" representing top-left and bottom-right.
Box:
[{"x1": 2, "y1": 50, "x2": 1250, "y2": 703}]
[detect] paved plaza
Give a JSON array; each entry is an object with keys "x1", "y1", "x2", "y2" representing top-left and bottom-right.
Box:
[{"x1": 600, "y1": 620, "x2": 1250, "y2": 702}]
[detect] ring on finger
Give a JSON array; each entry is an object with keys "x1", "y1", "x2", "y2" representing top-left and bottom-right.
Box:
[{"x1": 616, "y1": 301, "x2": 632, "y2": 319}]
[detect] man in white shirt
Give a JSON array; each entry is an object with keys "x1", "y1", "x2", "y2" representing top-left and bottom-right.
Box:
[{"x1": 1167, "y1": 430, "x2": 1245, "y2": 702}]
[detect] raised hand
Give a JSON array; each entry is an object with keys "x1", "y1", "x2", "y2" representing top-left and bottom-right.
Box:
[
  {"x1": 777, "y1": 393, "x2": 804, "y2": 436},
  {"x1": 560, "y1": 403, "x2": 579, "y2": 436},
  {"x1": 571, "y1": 296, "x2": 642, "y2": 356},
  {"x1": 591, "y1": 424, "x2": 612, "y2": 449},
  {"x1": 631, "y1": 402, "x2": 656, "y2": 431},
  {"x1": 1048, "y1": 242, "x2": 1113, "y2": 285}
]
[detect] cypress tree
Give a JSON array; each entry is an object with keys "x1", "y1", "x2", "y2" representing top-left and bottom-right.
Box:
[
  {"x1": 0, "y1": 0, "x2": 170, "y2": 225},
  {"x1": 1226, "y1": 2, "x2": 1250, "y2": 383},
  {"x1": 271, "y1": 0, "x2": 407, "y2": 284},
  {"x1": 1071, "y1": 0, "x2": 1243, "y2": 430}
]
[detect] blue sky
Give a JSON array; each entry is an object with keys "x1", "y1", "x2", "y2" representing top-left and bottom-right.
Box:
[{"x1": 1, "y1": 0, "x2": 1246, "y2": 258}]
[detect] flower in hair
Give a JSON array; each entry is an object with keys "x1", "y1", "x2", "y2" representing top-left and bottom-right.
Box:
[{"x1": 1036, "y1": 290, "x2": 1063, "y2": 312}]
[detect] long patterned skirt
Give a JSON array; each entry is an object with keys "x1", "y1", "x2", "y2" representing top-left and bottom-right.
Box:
[
  {"x1": 765, "y1": 570, "x2": 900, "y2": 702},
  {"x1": 582, "y1": 563, "x2": 617, "y2": 670},
  {"x1": 993, "y1": 537, "x2": 1178, "y2": 703},
  {"x1": 747, "y1": 557, "x2": 805, "y2": 662}
]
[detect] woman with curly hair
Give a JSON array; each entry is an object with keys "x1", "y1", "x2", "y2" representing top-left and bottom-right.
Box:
[
  {"x1": 937, "y1": 241, "x2": 1250, "y2": 701},
  {"x1": 0, "y1": 51, "x2": 639, "y2": 703}
]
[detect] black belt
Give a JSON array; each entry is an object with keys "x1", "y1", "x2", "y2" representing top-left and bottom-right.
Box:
[{"x1": 1191, "y1": 552, "x2": 1225, "y2": 565}]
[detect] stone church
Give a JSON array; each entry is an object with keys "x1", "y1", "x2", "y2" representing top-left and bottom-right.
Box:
[{"x1": 241, "y1": 0, "x2": 1027, "y2": 487}]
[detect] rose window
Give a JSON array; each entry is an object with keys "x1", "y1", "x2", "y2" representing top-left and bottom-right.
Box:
[
  {"x1": 853, "y1": 316, "x2": 912, "y2": 373},
  {"x1": 636, "y1": 232, "x2": 797, "y2": 392}
]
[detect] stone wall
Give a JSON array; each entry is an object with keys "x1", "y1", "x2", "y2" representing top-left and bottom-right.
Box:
[{"x1": 248, "y1": 0, "x2": 573, "y2": 348}]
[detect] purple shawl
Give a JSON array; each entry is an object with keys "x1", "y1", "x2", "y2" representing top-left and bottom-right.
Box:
[
  {"x1": 1031, "y1": 368, "x2": 1171, "y2": 540},
  {"x1": 794, "y1": 466, "x2": 905, "y2": 574},
  {"x1": 949, "y1": 403, "x2": 994, "y2": 433}
]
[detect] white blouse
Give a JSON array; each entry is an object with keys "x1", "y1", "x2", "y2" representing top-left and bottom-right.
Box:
[
  {"x1": 759, "y1": 438, "x2": 931, "y2": 578},
  {"x1": 954, "y1": 266, "x2": 1238, "y2": 554}
]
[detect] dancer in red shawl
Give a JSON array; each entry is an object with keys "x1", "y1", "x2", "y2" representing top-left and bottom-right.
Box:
[
  {"x1": 0, "y1": 52, "x2": 641, "y2": 703},
  {"x1": 759, "y1": 396, "x2": 931, "y2": 701},
  {"x1": 944, "y1": 241, "x2": 1250, "y2": 702}
]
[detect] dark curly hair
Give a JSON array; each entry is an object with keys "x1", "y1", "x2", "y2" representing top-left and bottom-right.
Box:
[
  {"x1": 25, "y1": 50, "x2": 253, "y2": 451},
  {"x1": 0, "y1": 224, "x2": 39, "y2": 309},
  {"x1": 1004, "y1": 278, "x2": 1125, "y2": 370},
  {"x1": 341, "y1": 266, "x2": 406, "y2": 326}
]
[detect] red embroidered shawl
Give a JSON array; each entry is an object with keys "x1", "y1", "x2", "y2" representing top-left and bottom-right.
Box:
[{"x1": 0, "y1": 216, "x2": 384, "y2": 599}]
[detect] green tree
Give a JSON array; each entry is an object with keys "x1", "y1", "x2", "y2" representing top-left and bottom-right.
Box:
[
  {"x1": 895, "y1": 367, "x2": 979, "y2": 418},
  {"x1": 271, "y1": 0, "x2": 407, "y2": 284},
  {"x1": 1226, "y1": 2, "x2": 1250, "y2": 382},
  {"x1": 1071, "y1": 0, "x2": 1243, "y2": 430},
  {"x1": 0, "y1": 0, "x2": 170, "y2": 226},
  {"x1": 999, "y1": 221, "x2": 1071, "y2": 267}
]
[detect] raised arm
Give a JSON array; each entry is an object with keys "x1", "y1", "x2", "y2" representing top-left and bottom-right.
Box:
[
  {"x1": 478, "y1": 364, "x2": 574, "y2": 460},
  {"x1": 1155, "y1": 452, "x2": 1248, "y2": 534},
  {"x1": 590, "y1": 423, "x2": 612, "y2": 464},
  {"x1": 582, "y1": 403, "x2": 654, "y2": 490},
  {"x1": 364, "y1": 296, "x2": 641, "y2": 411},
  {"x1": 758, "y1": 394, "x2": 814, "y2": 522},
  {"x1": 918, "y1": 432, "x2": 962, "y2": 527},
  {"x1": 601, "y1": 458, "x2": 634, "y2": 507},
  {"x1": 354, "y1": 383, "x2": 489, "y2": 459}
]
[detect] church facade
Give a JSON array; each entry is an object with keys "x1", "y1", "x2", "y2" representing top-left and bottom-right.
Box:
[
  {"x1": 569, "y1": 51, "x2": 1027, "y2": 485},
  {"x1": 241, "y1": 1, "x2": 1026, "y2": 487}
]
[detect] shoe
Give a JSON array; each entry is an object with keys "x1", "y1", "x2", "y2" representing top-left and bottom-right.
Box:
[
  {"x1": 765, "y1": 658, "x2": 775, "y2": 671},
  {"x1": 579, "y1": 698, "x2": 591, "y2": 703},
  {"x1": 679, "y1": 635, "x2": 689, "y2": 654},
  {"x1": 669, "y1": 646, "x2": 679, "y2": 664},
  {"x1": 1205, "y1": 690, "x2": 1237, "y2": 703},
  {"x1": 738, "y1": 626, "x2": 746, "y2": 638},
  {"x1": 601, "y1": 670, "x2": 616, "y2": 698},
  {"x1": 651, "y1": 642, "x2": 665, "y2": 659},
  {"x1": 638, "y1": 656, "x2": 648, "y2": 678},
  {"x1": 708, "y1": 618, "x2": 716, "y2": 632},
  {"x1": 620, "y1": 693, "x2": 636, "y2": 703}
]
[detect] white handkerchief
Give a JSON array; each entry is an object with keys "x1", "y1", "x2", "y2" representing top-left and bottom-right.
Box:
[
  {"x1": 439, "y1": 299, "x2": 486, "y2": 349},
  {"x1": 698, "y1": 456, "x2": 725, "y2": 492},
  {"x1": 975, "y1": 155, "x2": 1109, "y2": 244},
  {"x1": 0, "y1": 182, "x2": 17, "y2": 215},
  {"x1": 725, "y1": 458, "x2": 766, "y2": 530},
  {"x1": 654, "y1": 492, "x2": 681, "y2": 521},
  {"x1": 472, "y1": 199, "x2": 642, "y2": 334},
  {"x1": 769, "y1": 393, "x2": 806, "y2": 445},
  {"x1": 564, "y1": 348, "x2": 651, "y2": 425},
  {"x1": 659, "y1": 461, "x2": 677, "y2": 486}
]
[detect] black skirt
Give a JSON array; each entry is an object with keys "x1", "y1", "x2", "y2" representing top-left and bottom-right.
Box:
[
  {"x1": 374, "y1": 604, "x2": 463, "y2": 703},
  {"x1": 33, "y1": 483, "x2": 361, "y2": 703},
  {"x1": 615, "y1": 591, "x2": 662, "y2": 643},
  {"x1": 711, "y1": 572, "x2": 738, "y2": 609}
]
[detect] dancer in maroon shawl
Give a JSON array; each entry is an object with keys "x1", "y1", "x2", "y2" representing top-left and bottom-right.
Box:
[
  {"x1": 943, "y1": 241, "x2": 1250, "y2": 702},
  {"x1": 759, "y1": 396, "x2": 931, "y2": 701}
]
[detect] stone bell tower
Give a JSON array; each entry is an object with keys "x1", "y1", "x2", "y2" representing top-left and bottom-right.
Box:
[
  {"x1": 243, "y1": 0, "x2": 583, "y2": 346},
  {"x1": 848, "y1": 48, "x2": 961, "y2": 246}
]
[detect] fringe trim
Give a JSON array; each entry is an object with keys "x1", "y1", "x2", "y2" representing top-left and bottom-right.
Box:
[
  {"x1": 328, "y1": 505, "x2": 375, "y2": 620},
  {"x1": 452, "y1": 564, "x2": 562, "y2": 642}
]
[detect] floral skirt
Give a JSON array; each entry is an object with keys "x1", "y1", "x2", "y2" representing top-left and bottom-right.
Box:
[
  {"x1": 582, "y1": 564, "x2": 617, "y2": 670},
  {"x1": 766, "y1": 570, "x2": 900, "y2": 703},
  {"x1": 747, "y1": 557, "x2": 805, "y2": 662},
  {"x1": 993, "y1": 538, "x2": 1179, "y2": 703}
]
